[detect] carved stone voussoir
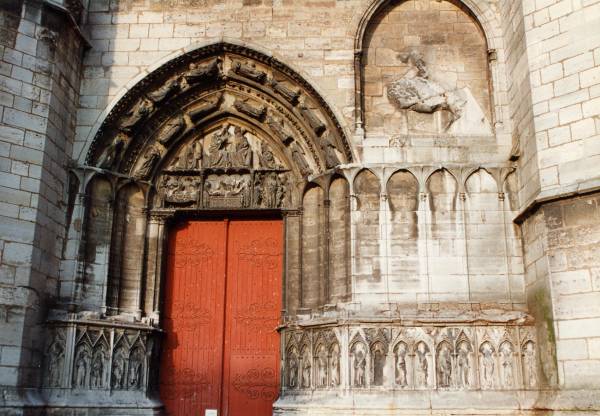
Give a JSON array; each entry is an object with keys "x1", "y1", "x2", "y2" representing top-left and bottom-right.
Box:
[
  {"x1": 233, "y1": 98, "x2": 267, "y2": 120},
  {"x1": 231, "y1": 60, "x2": 268, "y2": 84},
  {"x1": 269, "y1": 79, "x2": 300, "y2": 105},
  {"x1": 299, "y1": 102, "x2": 326, "y2": 136},
  {"x1": 187, "y1": 92, "x2": 223, "y2": 122}
]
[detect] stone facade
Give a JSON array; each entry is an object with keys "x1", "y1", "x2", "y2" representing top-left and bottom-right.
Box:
[{"x1": 0, "y1": 0, "x2": 599, "y2": 415}]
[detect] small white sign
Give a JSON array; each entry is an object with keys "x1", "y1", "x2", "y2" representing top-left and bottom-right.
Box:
[{"x1": 205, "y1": 410, "x2": 217, "y2": 416}]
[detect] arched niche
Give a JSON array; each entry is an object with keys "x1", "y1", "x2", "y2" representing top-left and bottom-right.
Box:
[
  {"x1": 328, "y1": 175, "x2": 350, "y2": 303},
  {"x1": 81, "y1": 175, "x2": 113, "y2": 310},
  {"x1": 358, "y1": 0, "x2": 494, "y2": 136},
  {"x1": 302, "y1": 183, "x2": 325, "y2": 310},
  {"x1": 107, "y1": 183, "x2": 145, "y2": 316},
  {"x1": 353, "y1": 170, "x2": 381, "y2": 295}
]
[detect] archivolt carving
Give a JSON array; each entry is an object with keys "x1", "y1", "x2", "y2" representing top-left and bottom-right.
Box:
[{"x1": 86, "y1": 43, "x2": 353, "y2": 190}]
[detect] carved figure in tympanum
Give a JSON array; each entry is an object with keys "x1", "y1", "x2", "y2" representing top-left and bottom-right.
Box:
[
  {"x1": 175, "y1": 138, "x2": 202, "y2": 170},
  {"x1": 208, "y1": 124, "x2": 232, "y2": 168},
  {"x1": 234, "y1": 126, "x2": 252, "y2": 168},
  {"x1": 205, "y1": 174, "x2": 251, "y2": 208},
  {"x1": 120, "y1": 98, "x2": 154, "y2": 132},
  {"x1": 259, "y1": 143, "x2": 279, "y2": 170},
  {"x1": 480, "y1": 342, "x2": 495, "y2": 389}
]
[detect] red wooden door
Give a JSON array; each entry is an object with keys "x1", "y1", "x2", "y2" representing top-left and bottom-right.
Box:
[{"x1": 160, "y1": 219, "x2": 282, "y2": 416}]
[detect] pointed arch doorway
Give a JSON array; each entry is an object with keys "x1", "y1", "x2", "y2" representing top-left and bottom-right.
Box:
[{"x1": 160, "y1": 218, "x2": 283, "y2": 416}]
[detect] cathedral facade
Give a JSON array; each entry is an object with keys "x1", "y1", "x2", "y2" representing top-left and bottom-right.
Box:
[{"x1": 1, "y1": 0, "x2": 600, "y2": 414}]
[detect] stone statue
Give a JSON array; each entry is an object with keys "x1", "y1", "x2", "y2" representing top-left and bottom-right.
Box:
[
  {"x1": 457, "y1": 342, "x2": 471, "y2": 388},
  {"x1": 299, "y1": 102, "x2": 326, "y2": 135},
  {"x1": 112, "y1": 349, "x2": 126, "y2": 389},
  {"x1": 234, "y1": 127, "x2": 252, "y2": 167},
  {"x1": 330, "y1": 345, "x2": 340, "y2": 387},
  {"x1": 415, "y1": 342, "x2": 429, "y2": 388},
  {"x1": 353, "y1": 347, "x2": 366, "y2": 387},
  {"x1": 266, "y1": 114, "x2": 293, "y2": 144},
  {"x1": 182, "y1": 58, "x2": 221, "y2": 86},
  {"x1": 97, "y1": 134, "x2": 127, "y2": 169},
  {"x1": 290, "y1": 142, "x2": 311, "y2": 177},
  {"x1": 317, "y1": 347, "x2": 328, "y2": 387},
  {"x1": 269, "y1": 79, "x2": 300, "y2": 104},
  {"x1": 231, "y1": 60, "x2": 267, "y2": 83},
  {"x1": 47, "y1": 340, "x2": 64, "y2": 387},
  {"x1": 177, "y1": 139, "x2": 202, "y2": 170},
  {"x1": 321, "y1": 133, "x2": 341, "y2": 169},
  {"x1": 233, "y1": 99, "x2": 266, "y2": 120},
  {"x1": 301, "y1": 350, "x2": 311, "y2": 388},
  {"x1": 523, "y1": 341, "x2": 537, "y2": 388},
  {"x1": 74, "y1": 350, "x2": 88, "y2": 388},
  {"x1": 90, "y1": 351, "x2": 105, "y2": 388},
  {"x1": 372, "y1": 343, "x2": 385, "y2": 386},
  {"x1": 120, "y1": 98, "x2": 154, "y2": 132},
  {"x1": 395, "y1": 343, "x2": 407, "y2": 387},
  {"x1": 157, "y1": 115, "x2": 184, "y2": 145},
  {"x1": 288, "y1": 354, "x2": 298, "y2": 388},
  {"x1": 128, "y1": 352, "x2": 143, "y2": 389},
  {"x1": 437, "y1": 344, "x2": 452, "y2": 388},
  {"x1": 147, "y1": 77, "x2": 179, "y2": 103},
  {"x1": 208, "y1": 124, "x2": 231, "y2": 168},
  {"x1": 500, "y1": 342, "x2": 514, "y2": 388},
  {"x1": 261, "y1": 173, "x2": 281, "y2": 208},
  {"x1": 187, "y1": 93, "x2": 223, "y2": 122},
  {"x1": 480, "y1": 342, "x2": 494, "y2": 389},
  {"x1": 387, "y1": 51, "x2": 466, "y2": 130},
  {"x1": 136, "y1": 145, "x2": 162, "y2": 179},
  {"x1": 259, "y1": 144, "x2": 278, "y2": 169}
]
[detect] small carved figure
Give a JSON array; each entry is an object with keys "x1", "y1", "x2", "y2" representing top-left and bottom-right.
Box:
[
  {"x1": 353, "y1": 346, "x2": 366, "y2": 387},
  {"x1": 269, "y1": 79, "x2": 300, "y2": 104},
  {"x1": 120, "y1": 98, "x2": 154, "y2": 132},
  {"x1": 266, "y1": 114, "x2": 293, "y2": 144},
  {"x1": 177, "y1": 139, "x2": 202, "y2": 170},
  {"x1": 128, "y1": 351, "x2": 143, "y2": 389},
  {"x1": 301, "y1": 350, "x2": 311, "y2": 388},
  {"x1": 97, "y1": 134, "x2": 127, "y2": 169},
  {"x1": 90, "y1": 351, "x2": 105, "y2": 388},
  {"x1": 500, "y1": 342, "x2": 514, "y2": 388},
  {"x1": 480, "y1": 342, "x2": 494, "y2": 389},
  {"x1": 182, "y1": 58, "x2": 222, "y2": 86},
  {"x1": 231, "y1": 60, "x2": 267, "y2": 83},
  {"x1": 395, "y1": 343, "x2": 407, "y2": 387},
  {"x1": 523, "y1": 341, "x2": 537, "y2": 388},
  {"x1": 233, "y1": 99, "x2": 267, "y2": 120},
  {"x1": 234, "y1": 127, "x2": 252, "y2": 167},
  {"x1": 157, "y1": 115, "x2": 184, "y2": 145},
  {"x1": 290, "y1": 142, "x2": 311, "y2": 177},
  {"x1": 299, "y1": 102, "x2": 326, "y2": 135},
  {"x1": 317, "y1": 346, "x2": 328, "y2": 387},
  {"x1": 372, "y1": 343, "x2": 386, "y2": 386},
  {"x1": 112, "y1": 349, "x2": 126, "y2": 389},
  {"x1": 74, "y1": 350, "x2": 88, "y2": 388},
  {"x1": 288, "y1": 354, "x2": 299, "y2": 388},
  {"x1": 259, "y1": 144, "x2": 278, "y2": 169},
  {"x1": 208, "y1": 124, "x2": 232, "y2": 167},
  {"x1": 147, "y1": 77, "x2": 179, "y2": 103},
  {"x1": 261, "y1": 173, "x2": 281, "y2": 208},
  {"x1": 415, "y1": 342, "x2": 429, "y2": 388},
  {"x1": 187, "y1": 93, "x2": 223, "y2": 122},
  {"x1": 321, "y1": 133, "x2": 341, "y2": 169},
  {"x1": 330, "y1": 344, "x2": 340, "y2": 387},
  {"x1": 457, "y1": 342, "x2": 471, "y2": 388},
  {"x1": 387, "y1": 51, "x2": 466, "y2": 130},
  {"x1": 437, "y1": 343, "x2": 452, "y2": 388},
  {"x1": 276, "y1": 174, "x2": 287, "y2": 207},
  {"x1": 136, "y1": 145, "x2": 162, "y2": 179},
  {"x1": 47, "y1": 339, "x2": 65, "y2": 387}
]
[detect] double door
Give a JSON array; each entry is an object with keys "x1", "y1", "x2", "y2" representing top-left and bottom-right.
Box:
[{"x1": 160, "y1": 219, "x2": 283, "y2": 416}]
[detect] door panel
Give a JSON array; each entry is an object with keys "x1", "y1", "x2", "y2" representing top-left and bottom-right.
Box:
[
  {"x1": 161, "y1": 219, "x2": 282, "y2": 416},
  {"x1": 161, "y1": 221, "x2": 228, "y2": 415},
  {"x1": 222, "y1": 220, "x2": 283, "y2": 416}
]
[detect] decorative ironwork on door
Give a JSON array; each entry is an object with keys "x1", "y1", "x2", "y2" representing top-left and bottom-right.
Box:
[{"x1": 160, "y1": 220, "x2": 283, "y2": 416}]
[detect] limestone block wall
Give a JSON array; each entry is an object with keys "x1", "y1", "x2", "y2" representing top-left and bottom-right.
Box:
[{"x1": 0, "y1": 0, "x2": 85, "y2": 405}]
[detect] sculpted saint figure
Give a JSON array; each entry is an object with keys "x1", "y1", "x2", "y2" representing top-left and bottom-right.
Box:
[
  {"x1": 523, "y1": 341, "x2": 537, "y2": 388},
  {"x1": 395, "y1": 344, "x2": 407, "y2": 387},
  {"x1": 415, "y1": 342, "x2": 429, "y2": 387},
  {"x1": 182, "y1": 58, "x2": 221, "y2": 86},
  {"x1": 90, "y1": 352, "x2": 105, "y2": 388},
  {"x1": 330, "y1": 347, "x2": 340, "y2": 386},
  {"x1": 120, "y1": 98, "x2": 153, "y2": 132},
  {"x1": 97, "y1": 134, "x2": 127, "y2": 169},
  {"x1": 321, "y1": 133, "x2": 341, "y2": 169},
  {"x1": 437, "y1": 344, "x2": 452, "y2": 388},
  {"x1": 209, "y1": 125, "x2": 231, "y2": 168},
  {"x1": 353, "y1": 348, "x2": 366, "y2": 387},
  {"x1": 317, "y1": 350, "x2": 327, "y2": 387},
  {"x1": 301, "y1": 350, "x2": 311, "y2": 388},
  {"x1": 480, "y1": 343, "x2": 494, "y2": 388},
  {"x1": 47, "y1": 340, "x2": 64, "y2": 387},
  {"x1": 288, "y1": 355, "x2": 298, "y2": 388},
  {"x1": 234, "y1": 127, "x2": 252, "y2": 167},
  {"x1": 74, "y1": 352, "x2": 87, "y2": 388},
  {"x1": 136, "y1": 145, "x2": 162, "y2": 179},
  {"x1": 500, "y1": 343, "x2": 514, "y2": 388},
  {"x1": 290, "y1": 142, "x2": 311, "y2": 177}
]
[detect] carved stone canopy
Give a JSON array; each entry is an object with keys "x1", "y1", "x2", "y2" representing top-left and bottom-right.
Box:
[{"x1": 87, "y1": 43, "x2": 353, "y2": 210}]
